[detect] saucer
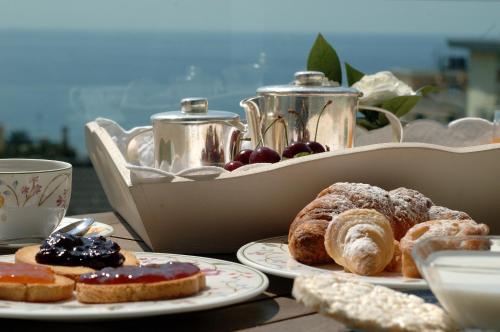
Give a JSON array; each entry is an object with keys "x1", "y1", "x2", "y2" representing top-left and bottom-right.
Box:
[{"x1": 0, "y1": 217, "x2": 114, "y2": 249}]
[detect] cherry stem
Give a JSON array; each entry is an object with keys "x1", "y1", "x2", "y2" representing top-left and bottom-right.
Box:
[
  {"x1": 258, "y1": 116, "x2": 283, "y2": 148},
  {"x1": 280, "y1": 118, "x2": 289, "y2": 146},
  {"x1": 314, "y1": 100, "x2": 333, "y2": 142},
  {"x1": 257, "y1": 135, "x2": 265, "y2": 149},
  {"x1": 288, "y1": 109, "x2": 307, "y2": 140}
]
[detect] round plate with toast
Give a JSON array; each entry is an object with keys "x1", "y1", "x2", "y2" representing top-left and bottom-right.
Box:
[
  {"x1": 0, "y1": 252, "x2": 268, "y2": 320},
  {"x1": 237, "y1": 236, "x2": 427, "y2": 290},
  {"x1": 0, "y1": 217, "x2": 114, "y2": 249}
]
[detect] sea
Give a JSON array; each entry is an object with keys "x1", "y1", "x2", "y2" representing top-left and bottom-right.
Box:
[{"x1": 0, "y1": 29, "x2": 466, "y2": 157}]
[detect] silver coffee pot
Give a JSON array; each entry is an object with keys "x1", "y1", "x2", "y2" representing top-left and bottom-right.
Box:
[
  {"x1": 240, "y1": 71, "x2": 403, "y2": 154},
  {"x1": 127, "y1": 98, "x2": 249, "y2": 173}
]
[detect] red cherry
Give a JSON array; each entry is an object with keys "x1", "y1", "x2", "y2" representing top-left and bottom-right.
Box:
[
  {"x1": 224, "y1": 161, "x2": 244, "y2": 171},
  {"x1": 249, "y1": 147, "x2": 281, "y2": 164},
  {"x1": 305, "y1": 141, "x2": 326, "y2": 153},
  {"x1": 282, "y1": 142, "x2": 313, "y2": 159},
  {"x1": 234, "y1": 149, "x2": 253, "y2": 164}
]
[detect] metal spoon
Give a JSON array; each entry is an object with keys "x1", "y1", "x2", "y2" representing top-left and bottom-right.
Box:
[
  {"x1": 56, "y1": 217, "x2": 95, "y2": 236},
  {"x1": 0, "y1": 217, "x2": 96, "y2": 245}
]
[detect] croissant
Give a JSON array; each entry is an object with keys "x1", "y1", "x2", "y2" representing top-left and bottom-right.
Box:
[
  {"x1": 384, "y1": 240, "x2": 402, "y2": 273},
  {"x1": 400, "y1": 219, "x2": 489, "y2": 278},
  {"x1": 288, "y1": 182, "x2": 475, "y2": 267},
  {"x1": 324, "y1": 209, "x2": 395, "y2": 276},
  {"x1": 388, "y1": 188, "x2": 433, "y2": 240},
  {"x1": 288, "y1": 194, "x2": 356, "y2": 265},
  {"x1": 428, "y1": 205, "x2": 471, "y2": 221}
]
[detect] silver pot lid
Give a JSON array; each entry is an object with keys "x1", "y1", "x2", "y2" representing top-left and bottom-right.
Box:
[
  {"x1": 151, "y1": 98, "x2": 240, "y2": 122},
  {"x1": 257, "y1": 71, "x2": 362, "y2": 96}
]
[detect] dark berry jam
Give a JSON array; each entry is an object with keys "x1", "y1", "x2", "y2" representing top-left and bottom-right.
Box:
[
  {"x1": 35, "y1": 232, "x2": 124, "y2": 270},
  {"x1": 78, "y1": 262, "x2": 200, "y2": 284}
]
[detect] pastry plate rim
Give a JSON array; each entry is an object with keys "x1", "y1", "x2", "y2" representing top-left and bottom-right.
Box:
[
  {"x1": 237, "y1": 235, "x2": 428, "y2": 290},
  {"x1": 0, "y1": 252, "x2": 269, "y2": 320}
]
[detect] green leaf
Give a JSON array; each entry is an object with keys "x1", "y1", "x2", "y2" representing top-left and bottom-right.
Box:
[
  {"x1": 294, "y1": 152, "x2": 311, "y2": 158},
  {"x1": 356, "y1": 118, "x2": 380, "y2": 130},
  {"x1": 345, "y1": 62, "x2": 365, "y2": 86},
  {"x1": 381, "y1": 95, "x2": 422, "y2": 118},
  {"x1": 417, "y1": 85, "x2": 440, "y2": 96},
  {"x1": 359, "y1": 95, "x2": 422, "y2": 129},
  {"x1": 307, "y1": 33, "x2": 342, "y2": 84}
]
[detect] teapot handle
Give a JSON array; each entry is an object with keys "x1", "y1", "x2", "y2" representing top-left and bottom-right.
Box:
[
  {"x1": 240, "y1": 96, "x2": 264, "y2": 149},
  {"x1": 358, "y1": 106, "x2": 404, "y2": 142}
]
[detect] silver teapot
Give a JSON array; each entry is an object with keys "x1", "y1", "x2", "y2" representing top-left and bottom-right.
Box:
[
  {"x1": 127, "y1": 98, "x2": 249, "y2": 173},
  {"x1": 240, "y1": 71, "x2": 403, "y2": 154}
]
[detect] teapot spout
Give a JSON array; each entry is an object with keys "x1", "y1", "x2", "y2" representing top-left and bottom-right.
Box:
[{"x1": 240, "y1": 96, "x2": 264, "y2": 149}]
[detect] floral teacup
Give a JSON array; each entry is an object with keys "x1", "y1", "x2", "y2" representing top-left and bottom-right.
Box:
[{"x1": 0, "y1": 159, "x2": 72, "y2": 240}]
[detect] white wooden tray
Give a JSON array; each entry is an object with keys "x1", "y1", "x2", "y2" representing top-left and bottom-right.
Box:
[{"x1": 85, "y1": 120, "x2": 500, "y2": 253}]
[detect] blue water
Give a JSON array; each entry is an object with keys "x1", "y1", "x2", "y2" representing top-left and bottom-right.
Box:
[{"x1": 0, "y1": 29, "x2": 460, "y2": 156}]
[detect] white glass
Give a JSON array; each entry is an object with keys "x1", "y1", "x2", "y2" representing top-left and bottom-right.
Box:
[
  {"x1": 492, "y1": 110, "x2": 500, "y2": 143},
  {"x1": 413, "y1": 236, "x2": 500, "y2": 331}
]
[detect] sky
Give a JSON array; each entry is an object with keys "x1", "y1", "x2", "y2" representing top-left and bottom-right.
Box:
[{"x1": 0, "y1": 0, "x2": 499, "y2": 37}]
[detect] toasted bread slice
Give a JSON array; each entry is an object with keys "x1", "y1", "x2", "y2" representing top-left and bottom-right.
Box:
[
  {"x1": 0, "y1": 274, "x2": 74, "y2": 302},
  {"x1": 76, "y1": 271, "x2": 206, "y2": 303},
  {"x1": 15, "y1": 245, "x2": 139, "y2": 280}
]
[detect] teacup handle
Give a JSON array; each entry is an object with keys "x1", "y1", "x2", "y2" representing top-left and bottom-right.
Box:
[
  {"x1": 358, "y1": 105, "x2": 404, "y2": 142},
  {"x1": 125, "y1": 126, "x2": 153, "y2": 164}
]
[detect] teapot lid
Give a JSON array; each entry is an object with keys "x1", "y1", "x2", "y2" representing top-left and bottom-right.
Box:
[
  {"x1": 151, "y1": 98, "x2": 240, "y2": 122},
  {"x1": 257, "y1": 71, "x2": 361, "y2": 96}
]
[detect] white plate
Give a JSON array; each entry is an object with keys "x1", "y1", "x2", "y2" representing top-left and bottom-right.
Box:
[
  {"x1": 237, "y1": 236, "x2": 427, "y2": 290},
  {"x1": 0, "y1": 217, "x2": 114, "y2": 249},
  {"x1": 0, "y1": 252, "x2": 268, "y2": 320}
]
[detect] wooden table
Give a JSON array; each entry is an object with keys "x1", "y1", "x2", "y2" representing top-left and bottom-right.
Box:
[{"x1": 0, "y1": 212, "x2": 435, "y2": 331}]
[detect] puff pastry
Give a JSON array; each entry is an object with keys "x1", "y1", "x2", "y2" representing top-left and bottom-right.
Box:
[
  {"x1": 288, "y1": 194, "x2": 355, "y2": 265},
  {"x1": 400, "y1": 219, "x2": 489, "y2": 278},
  {"x1": 428, "y1": 205, "x2": 471, "y2": 221},
  {"x1": 288, "y1": 182, "x2": 475, "y2": 273},
  {"x1": 384, "y1": 240, "x2": 402, "y2": 273},
  {"x1": 324, "y1": 209, "x2": 394, "y2": 276},
  {"x1": 389, "y1": 187, "x2": 433, "y2": 240}
]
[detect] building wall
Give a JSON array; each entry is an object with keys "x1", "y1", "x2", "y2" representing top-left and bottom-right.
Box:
[{"x1": 466, "y1": 52, "x2": 499, "y2": 118}]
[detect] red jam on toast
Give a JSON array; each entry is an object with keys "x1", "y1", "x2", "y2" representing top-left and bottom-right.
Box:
[
  {"x1": 0, "y1": 262, "x2": 55, "y2": 284},
  {"x1": 78, "y1": 262, "x2": 200, "y2": 285}
]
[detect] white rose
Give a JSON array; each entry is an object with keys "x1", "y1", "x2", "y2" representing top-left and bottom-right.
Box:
[{"x1": 352, "y1": 71, "x2": 415, "y2": 106}]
